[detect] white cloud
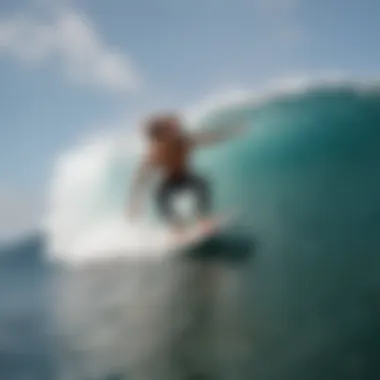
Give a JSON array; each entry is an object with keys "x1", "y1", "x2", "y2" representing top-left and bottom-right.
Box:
[
  {"x1": 0, "y1": 188, "x2": 43, "y2": 243},
  {"x1": 0, "y1": 6, "x2": 140, "y2": 92}
]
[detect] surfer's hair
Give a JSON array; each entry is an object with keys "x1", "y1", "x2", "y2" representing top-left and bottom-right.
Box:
[{"x1": 145, "y1": 114, "x2": 181, "y2": 140}]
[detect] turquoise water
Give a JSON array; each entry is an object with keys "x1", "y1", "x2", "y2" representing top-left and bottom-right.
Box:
[
  {"x1": 191, "y1": 86, "x2": 380, "y2": 378},
  {"x1": 199, "y1": 87, "x2": 380, "y2": 219}
]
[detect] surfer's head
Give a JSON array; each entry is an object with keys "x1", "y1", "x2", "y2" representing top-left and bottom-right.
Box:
[{"x1": 145, "y1": 114, "x2": 184, "y2": 141}]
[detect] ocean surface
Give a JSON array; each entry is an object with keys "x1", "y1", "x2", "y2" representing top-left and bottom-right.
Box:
[{"x1": 1, "y1": 82, "x2": 380, "y2": 380}]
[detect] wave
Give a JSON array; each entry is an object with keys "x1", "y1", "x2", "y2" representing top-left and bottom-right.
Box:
[{"x1": 44, "y1": 78, "x2": 380, "y2": 264}]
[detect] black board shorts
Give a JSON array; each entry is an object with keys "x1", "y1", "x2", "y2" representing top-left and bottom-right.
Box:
[{"x1": 156, "y1": 172, "x2": 211, "y2": 224}]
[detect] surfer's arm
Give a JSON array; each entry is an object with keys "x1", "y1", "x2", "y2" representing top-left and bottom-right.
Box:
[
  {"x1": 191, "y1": 123, "x2": 249, "y2": 147},
  {"x1": 127, "y1": 159, "x2": 154, "y2": 218}
]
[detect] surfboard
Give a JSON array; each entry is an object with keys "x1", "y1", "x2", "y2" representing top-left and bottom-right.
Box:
[{"x1": 166, "y1": 215, "x2": 231, "y2": 252}]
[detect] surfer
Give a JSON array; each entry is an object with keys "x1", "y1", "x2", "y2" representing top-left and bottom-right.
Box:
[{"x1": 127, "y1": 113, "x2": 246, "y2": 235}]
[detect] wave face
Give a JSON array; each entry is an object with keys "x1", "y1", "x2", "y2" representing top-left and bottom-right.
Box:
[
  {"x1": 43, "y1": 83, "x2": 380, "y2": 379},
  {"x1": 45, "y1": 83, "x2": 380, "y2": 263}
]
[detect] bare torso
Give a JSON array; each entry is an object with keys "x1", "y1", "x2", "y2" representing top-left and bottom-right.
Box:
[{"x1": 150, "y1": 136, "x2": 193, "y2": 177}]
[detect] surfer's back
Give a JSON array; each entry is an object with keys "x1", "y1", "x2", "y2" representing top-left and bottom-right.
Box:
[{"x1": 149, "y1": 136, "x2": 192, "y2": 176}]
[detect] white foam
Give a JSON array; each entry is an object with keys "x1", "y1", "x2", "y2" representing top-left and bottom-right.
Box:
[{"x1": 47, "y1": 217, "x2": 175, "y2": 264}]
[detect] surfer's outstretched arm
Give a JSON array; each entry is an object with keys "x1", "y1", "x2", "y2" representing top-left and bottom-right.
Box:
[
  {"x1": 191, "y1": 123, "x2": 249, "y2": 147},
  {"x1": 127, "y1": 159, "x2": 154, "y2": 219}
]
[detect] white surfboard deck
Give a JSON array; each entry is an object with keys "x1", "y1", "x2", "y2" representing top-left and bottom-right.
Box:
[{"x1": 166, "y1": 215, "x2": 231, "y2": 252}]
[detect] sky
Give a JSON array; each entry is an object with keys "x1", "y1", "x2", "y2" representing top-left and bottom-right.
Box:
[{"x1": 0, "y1": 0, "x2": 379, "y2": 241}]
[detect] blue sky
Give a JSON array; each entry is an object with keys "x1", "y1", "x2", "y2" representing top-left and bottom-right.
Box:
[{"x1": 0, "y1": 0, "x2": 379, "y2": 240}]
